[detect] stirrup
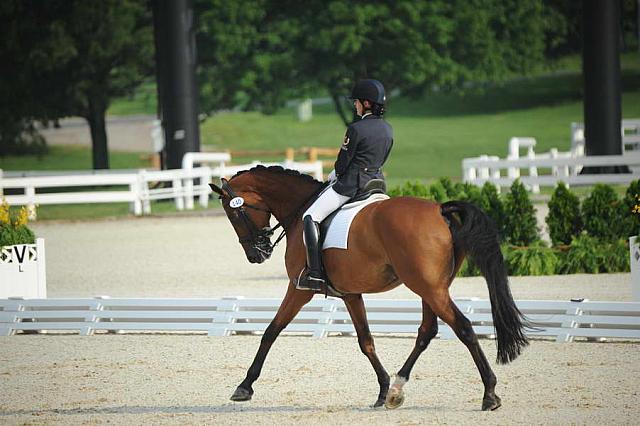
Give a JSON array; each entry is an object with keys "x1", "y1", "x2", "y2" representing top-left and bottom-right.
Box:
[{"x1": 296, "y1": 268, "x2": 325, "y2": 291}]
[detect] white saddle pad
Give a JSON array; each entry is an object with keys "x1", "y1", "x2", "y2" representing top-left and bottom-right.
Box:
[{"x1": 322, "y1": 194, "x2": 389, "y2": 250}]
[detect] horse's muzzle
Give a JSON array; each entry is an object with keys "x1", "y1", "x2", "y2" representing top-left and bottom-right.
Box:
[
  {"x1": 247, "y1": 251, "x2": 270, "y2": 264},
  {"x1": 245, "y1": 244, "x2": 272, "y2": 264}
]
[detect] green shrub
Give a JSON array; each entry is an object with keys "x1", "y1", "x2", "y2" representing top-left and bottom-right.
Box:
[
  {"x1": 0, "y1": 200, "x2": 35, "y2": 247},
  {"x1": 438, "y1": 177, "x2": 458, "y2": 199},
  {"x1": 556, "y1": 235, "x2": 603, "y2": 274},
  {"x1": 604, "y1": 239, "x2": 630, "y2": 273},
  {"x1": 504, "y1": 242, "x2": 558, "y2": 276},
  {"x1": 0, "y1": 225, "x2": 35, "y2": 247},
  {"x1": 622, "y1": 180, "x2": 640, "y2": 237},
  {"x1": 546, "y1": 182, "x2": 583, "y2": 246},
  {"x1": 581, "y1": 184, "x2": 624, "y2": 241},
  {"x1": 428, "y1": 180, "x2": 448, "y2": 202},
  {"x1": 503, "y1": 179, "x2": 539, "y2": 246},
  {"x1": 480, "y1": 182, "x2": 507, "y2": 240},
  {"x1": 457, "y1": 256, "x2": 482, "y2": 277},
  {"x1": 454, "y1": 182, "x2": 483, "y2": 206},
  {"x1": 388, "y1": 180, "x2": 431, "y2": 198},
  {"x1": 554, "y1": 235, "x2": 628, "y2": 274}
]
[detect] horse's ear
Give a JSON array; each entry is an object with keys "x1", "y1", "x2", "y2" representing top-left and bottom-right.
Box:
[{"x1": 209, "y1": 182, "x2": 225, "y2": 196}]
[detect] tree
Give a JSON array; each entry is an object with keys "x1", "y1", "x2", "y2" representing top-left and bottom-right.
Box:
[
  {"x1": 503, "y1": 180, "x2": 539, "y2": 246},
  {"x1": 196, "y1": 0, "x2": 306, "y2": 115},
  {"x1": 0, "y1": 1, "x2": 72, "y2": 156},
  {"x1": 0, "y1": 0, "x2": 154, "y2": 168},
  {"x1": 545, "y1": 182, "x2": 582, "y2": 246},
  {"x1": 541, "y1": 0, "x2": 639, "y2": 57},
  {"x1": 195, "y1": 0, "x2": 551, "y2": 125}
]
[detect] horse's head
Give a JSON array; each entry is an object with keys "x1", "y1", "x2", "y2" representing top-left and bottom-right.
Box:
[
  {"x1": 210, "y1": 178, "x2": 274, "y2": 264},
  {"x1": 210, "y1": 165, "x2": 325, "y2": 264}
]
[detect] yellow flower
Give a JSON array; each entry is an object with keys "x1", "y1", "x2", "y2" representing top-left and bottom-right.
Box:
[
  {"x1": 0, "y1": 198, "x2": 10, "y2": 225},
  {"x1": 15, "y1": 206, "x2": 29, "y2": 227}
]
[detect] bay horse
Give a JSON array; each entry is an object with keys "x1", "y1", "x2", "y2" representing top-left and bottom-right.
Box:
[{"x1": 209, "y1": 165, "x2": 528, "y2": 411}]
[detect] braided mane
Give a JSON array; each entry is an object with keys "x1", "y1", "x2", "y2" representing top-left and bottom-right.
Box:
[{"x1": 230, "y1": 164, "x2": 322, "y2": 185}]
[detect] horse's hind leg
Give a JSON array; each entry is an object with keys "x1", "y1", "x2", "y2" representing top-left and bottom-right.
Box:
[
  {"x1": 343, "y1": 294, "x2": 390, "y2": 408},
  {"x1": 231, "y1": 284, "x2": 314, "y2": 402},
  {"x1": 385, "y1": 300, "x2": 438, "y2": 409},
  {"x1": 429, "y1": 291, "x2": 501, "y2": 411}
]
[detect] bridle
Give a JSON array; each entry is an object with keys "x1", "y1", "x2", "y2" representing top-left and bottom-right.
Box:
[{"x1": 220, "y1": 178, "x2": 325, "y2": 259}]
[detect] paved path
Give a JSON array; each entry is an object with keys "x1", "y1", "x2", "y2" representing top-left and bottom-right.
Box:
[{"x1": 38, "y1": 115, "x2": 157, "y2": 153}]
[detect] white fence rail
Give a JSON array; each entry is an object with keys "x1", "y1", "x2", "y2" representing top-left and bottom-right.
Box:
[
  {"x1": 1, "y1": 297, "x2": 639, "y2": 343},
  {"x1": 0, "y1": 153, "x2": 324, "y2": 218},
  {"x1": 463, "y1": 136, "x2": 640, "y2": 193},
  {"x1": 572, "y1": 119, "x2": 640, "y2": 154}
]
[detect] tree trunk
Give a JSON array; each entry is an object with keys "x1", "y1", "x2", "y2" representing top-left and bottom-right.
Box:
[
  {"x1": 330, "y1": 91, "x2": 350, "y2": 127},
  {"x1": 86, "y1": 98, "x2": 109, "y2": 169}
]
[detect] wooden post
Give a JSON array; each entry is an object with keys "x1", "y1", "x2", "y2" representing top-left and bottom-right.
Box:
[
  {"x1": 285, "y1": 148, "x2": 295, "y2": 162},
  {"x1": 308, "y1": 147, "x2": 318, "y2": 162}
]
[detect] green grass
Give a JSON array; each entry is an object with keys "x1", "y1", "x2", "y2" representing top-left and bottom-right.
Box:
[
  {"x1": 25, "y1": 200, "x2": 219, "y2": 222},
  {"x1": 108, "y1": 81, "x2": 157, "y2": 116},
  {"x1": 199, "y1": 53, "x2": 640, "y2": 182}
]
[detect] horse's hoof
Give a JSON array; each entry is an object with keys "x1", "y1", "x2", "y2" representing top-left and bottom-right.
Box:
[
  {"x1": 384, "y1": 387, "x2": 405, "y2": 410},
  {"x1": 230, "y1": 386, "x2": 253, "y2": 402},
  {"x1": 372, "y1": 398, "x2": 385, "y2": 409},
  {"x1": 482, "y1": 395, "x2": 501, "y2": 411}
]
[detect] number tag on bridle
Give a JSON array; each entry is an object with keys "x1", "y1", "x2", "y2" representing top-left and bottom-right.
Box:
[{"x1": 229, "y1": 197, "x2": 245, "y2": 209}]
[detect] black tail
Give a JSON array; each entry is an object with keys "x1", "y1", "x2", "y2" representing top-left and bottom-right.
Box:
[{"x1": 441, "y1": 200, "x2": 529, "y2": 364}]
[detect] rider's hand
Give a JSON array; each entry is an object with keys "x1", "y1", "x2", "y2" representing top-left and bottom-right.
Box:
[{"x1": 327, "y1": 169, "x2": 337, "y2": 183}]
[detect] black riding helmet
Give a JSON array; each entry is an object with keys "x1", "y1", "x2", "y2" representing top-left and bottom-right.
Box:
[{"x1": 351, "y1": 79, "x2": 386, "y2": 105}]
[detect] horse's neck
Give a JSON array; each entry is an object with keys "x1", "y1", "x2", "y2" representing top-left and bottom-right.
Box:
[{"x1": 255, "y1": 175, "x2": 320, "y2": 227}]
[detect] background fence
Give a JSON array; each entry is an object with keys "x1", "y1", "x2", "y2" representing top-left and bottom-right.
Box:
[
  {"x1": 462, "y1": 120, "x2": 640, "y2": 192},
  {"x1": 0, "y1": 152, "x2": 324, "y2": 218}
]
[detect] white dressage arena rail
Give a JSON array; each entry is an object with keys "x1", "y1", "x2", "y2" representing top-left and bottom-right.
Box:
[
  {"x1": 0, "y1": 153, "x2": 324, "y2": 218},
  {"x1": 1, "y1": 297, "x2": 639, "y2": 343}
]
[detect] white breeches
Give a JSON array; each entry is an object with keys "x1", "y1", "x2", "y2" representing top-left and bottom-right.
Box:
[{"x1": 303, "y1": 184, "x2": 350, "y2": 223}]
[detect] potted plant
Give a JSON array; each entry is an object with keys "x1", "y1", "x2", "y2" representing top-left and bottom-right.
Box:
[{"x1": 0, "y1": 199, "x2": 46, "y2": 298}]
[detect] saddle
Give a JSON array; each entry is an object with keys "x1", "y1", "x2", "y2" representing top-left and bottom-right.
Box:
[
  {"x1": 320, "y1": 179, "x2": 386, "y2": 237},
  {"x1": 317, "y1": 179, "x2": 387, "y2": 297}
]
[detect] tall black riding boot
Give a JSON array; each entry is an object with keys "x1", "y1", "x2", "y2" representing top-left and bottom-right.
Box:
[{"x1": 297, "y1": 215, "x2": 325, "y2": 291}]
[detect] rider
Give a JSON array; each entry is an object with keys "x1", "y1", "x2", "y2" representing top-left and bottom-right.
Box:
[{"x1": 297, "y1": 79, "x2": 394, "y2": 291}]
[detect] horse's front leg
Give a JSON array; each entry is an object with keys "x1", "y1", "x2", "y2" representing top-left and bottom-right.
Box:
[
  {"x1": 343, "y1": 294, "x2": 390, "y2": 408},
  {"x1": 231, "y1": 284, "x2": 314, "y2": 401}
]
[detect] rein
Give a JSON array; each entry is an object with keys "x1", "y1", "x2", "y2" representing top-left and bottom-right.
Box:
[{"x1": 221, "y1": 179, "x2": 326, "y2": 254}]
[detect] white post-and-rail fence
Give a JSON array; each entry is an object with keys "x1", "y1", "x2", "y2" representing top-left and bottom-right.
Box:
[
  {"x1": 1, "y1": 296, "x2": 639, "y2": 343},
  {"x1": 463, "y1": 137, "x2": 640, "y2": 193},
  {"x1": 180, "y1": 152, "x2": 324, "y2": 210},
  {"x1": 0, "y1": 152, "x2": 324, "y2": 219},
  {"x1": 571, "y1": 119, "x2": 640, "y2": 154}
]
